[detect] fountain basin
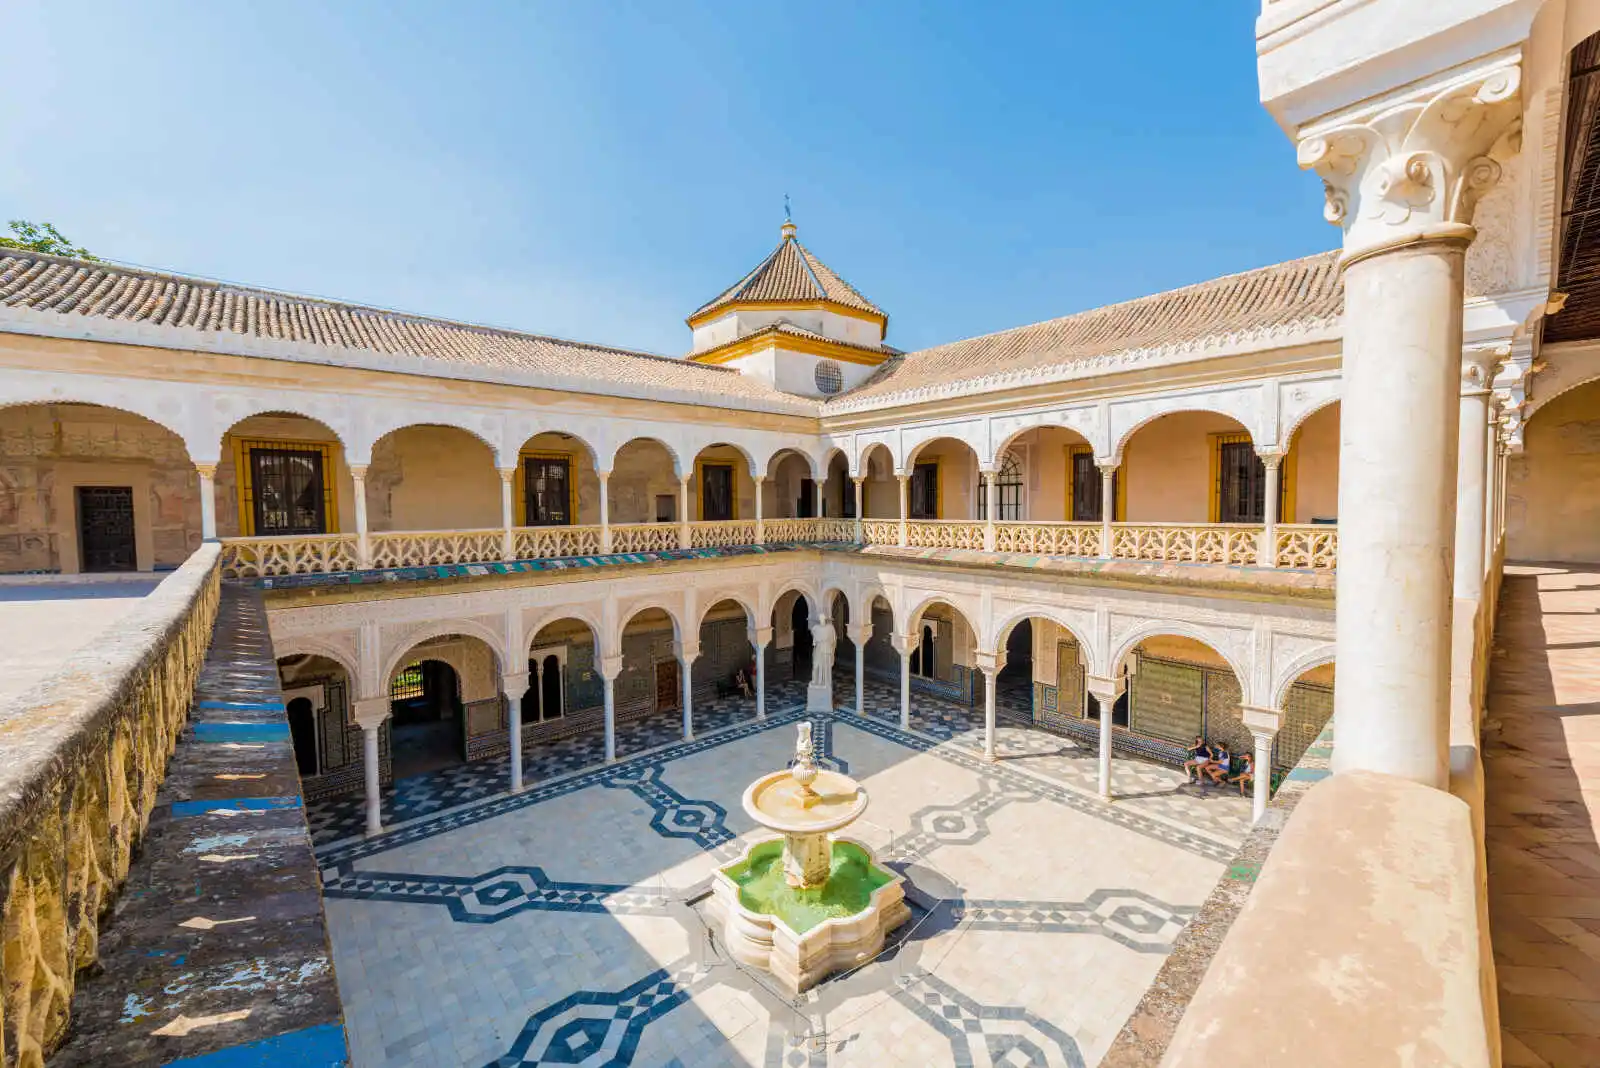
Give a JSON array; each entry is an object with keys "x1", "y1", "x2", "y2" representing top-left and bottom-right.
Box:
[{"x1": 710, "y1": 836, "x2": 910, "y2": 996}]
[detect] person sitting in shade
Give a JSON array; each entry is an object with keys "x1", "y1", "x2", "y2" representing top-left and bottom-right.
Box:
[
  {"x1": 1230, "y1": 751, "x2": 1256, "y2": 796},
  {"x1": 1204, "y1": 743, "x2": 1233, "y2": 785},
  {"x1": 735, "y1": 668, "x2": 754, "y2": 699},
  {"x1": 1182, "y1": 736, "x2": 1212, "y2": 784}
]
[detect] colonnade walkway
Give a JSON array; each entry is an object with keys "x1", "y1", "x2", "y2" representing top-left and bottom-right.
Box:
[{"x1": 1485, "y1": 565, "x2": 1600, "y2": 1067}]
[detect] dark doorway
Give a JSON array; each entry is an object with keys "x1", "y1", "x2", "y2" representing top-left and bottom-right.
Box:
[
  {"x1": 701, "y1": 464, "x2": 735, "y2": 521},
  {"x1": 76, "y1": 485, "x2": 136, "y2": 572},
  {"x1": 911, "y1": 623, "x2": 935, "y2": 678},
  {"x1": 389, "y1": 660, "x2": 465, "y2": 778},
  {"x1": 1217, "y1": 440, "x2": 1266, "y2": 524},
  {"x1": 287, "y1": 696, "x2": 319, "y2": 776},
  {"x1": 540, "y1": 654, "x2": 562, "y2": 720},
  {"x1": 1071, "y1": 452, "x2": 1117, "y2": 521},
  {"x1": 524, "y1": 457, "x2": 572, "y2": 526},
  {"x1": 798, "y1": 478, "x2": 816, "y2": 518},
  {"x1": 998, "y1": 620, "x2": 1034, "y2": 715},
  {"x1": 790, "y1": 598, "x2": 814, "y2": 681},
  {"x1": 910, "y1": 463, "x2": 939, "y2": 519},
  {"x1": 248, "y1": 446, "x2": 327, "y2": 535},
  {"x1": 656, "y1": 658, "x2": 680, "y2": 711}
]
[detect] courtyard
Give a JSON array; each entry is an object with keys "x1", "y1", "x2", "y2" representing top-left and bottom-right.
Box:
[{"x1": 312, "y1": 685, "x2": 1250, "y2": 1067}]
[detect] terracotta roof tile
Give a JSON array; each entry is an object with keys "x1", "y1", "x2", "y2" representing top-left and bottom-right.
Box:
[
  {"x1": 826, "y1": 252, "x2": 1343, "y2": 410},
  {"x1": 0, "y1": 251, "x2": 812, "y2": 411},
  {"x1": 692, "y1": 227, "x2": 883, "y2": 321}
]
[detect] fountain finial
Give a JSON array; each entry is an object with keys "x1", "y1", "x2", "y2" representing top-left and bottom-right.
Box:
[{"x1": 791, "y1": 721, "x2": 820, "y2": 804}]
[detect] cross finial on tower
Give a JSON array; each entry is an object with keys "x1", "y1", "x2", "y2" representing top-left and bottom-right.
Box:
[{"x1": 781, "y1": 195, "x2": 797, "y2": 240}]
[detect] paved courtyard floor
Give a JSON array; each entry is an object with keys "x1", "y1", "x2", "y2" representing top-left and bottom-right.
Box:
[{"x1": 315, "y1": 686, "x2": 1249, "y2": 1067}]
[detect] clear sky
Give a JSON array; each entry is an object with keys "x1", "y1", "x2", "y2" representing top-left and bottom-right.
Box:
[{"x1": 4, "y1": 1, "x2": 1334, "y2": 357}]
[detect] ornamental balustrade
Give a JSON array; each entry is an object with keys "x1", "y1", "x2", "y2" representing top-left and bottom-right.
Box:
[
  {"x1": 0, "y1": 544, "x2": 221, "y2": 1065},
  {"x1": 608, "y1": 522, "x2": 681, "y2": 555},
  {"x1": 1111, "y1": 523, "x2": 1262, "y2": 566},
  {"x1": 1274, "y1": 524, "x2": 1338, "y2": 570},
  {"x1": 370, "y1": 529, "x2": 503, "y2": 569},
  {"x1": 690, "y1": 519, "x2": 758, "y2": 549},
  {"x1": 514, "y1": 525, "x2": 603, "y2": 559},
  {"x1": 993, "y1": 522, "x2": 1102, "y2": 556},
  {"x1": 218, "y1": 518, "x2": 1339, "y2": 578},
  {"x1": 219, "y1": 533, "x2": 358, "y2": 579},
  {"x1": 905, "y1": 519, "x2": 986, "y2": 550}
]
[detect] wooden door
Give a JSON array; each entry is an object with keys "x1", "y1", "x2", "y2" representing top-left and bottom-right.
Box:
[
  {"x1": 76, "y1": 486, "x2": 136, "y2": 572},
  {"x1": 655, "y1": 659, "x2": 680, "y2": 711}
]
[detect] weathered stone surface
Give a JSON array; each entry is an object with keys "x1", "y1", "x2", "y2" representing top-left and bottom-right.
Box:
[{"x1": 50, "y1": 584, "x2": 346, "y2": 1066}]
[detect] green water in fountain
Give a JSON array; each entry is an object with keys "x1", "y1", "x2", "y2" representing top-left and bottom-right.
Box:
[{"x1": 724, "y1": 839, "x2": 894, "y2": 934}]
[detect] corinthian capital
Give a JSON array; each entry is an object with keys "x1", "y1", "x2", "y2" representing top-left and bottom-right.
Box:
[{"x1": 1297, "y1": 53, "x2": 1523, "y2": 263}]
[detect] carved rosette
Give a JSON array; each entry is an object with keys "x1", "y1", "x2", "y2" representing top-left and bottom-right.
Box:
[{"x1": 1297, "y1": 55, "x2": 1524, "y2": 263}]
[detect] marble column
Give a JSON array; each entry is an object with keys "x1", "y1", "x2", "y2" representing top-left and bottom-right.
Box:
[
  {"x1": 600, "y1": 655, "x2": 623, "y2": 763},
  {"x1": 599, "y1": 471, "x2": 612, "y2": 554},
  {"x1": 1085, "y1": 674, "x2": 1124, "y2": 800},
  {"x1": 983, "y1": 471, "x2": 998, "y2": 551},
  {"x1": 1098, "y1": 463, "x2": 1117, "y2": 559},
  {"x1": 351, "y1": 464, "x2": 372, "y2": 569},
  {"x1": 975, "y1": 651, "x2": 1003, "y2": 762},
  {"x1": 897, "y1": 474, "x2": 910, "y2": 547},
  {"x1": 1256, "y1": 450, "x2": 1282, "y2": 567},
  {"x1": 849, "y1": 622, "x2": 872, "y2": 716},
  {"x1": 504, "y1": 671, "x2": 529, "y2": 793},
  {"x1": 1455, "y1": 348, "x2": 1499, "y2": 603},
  {"x1": 195, "y1": 463, "x2": 218, "y2": 541},
  {"x1": 499, "y1": 467, "x2": 517, "y2": 561},
  {"x1": 678, "y1": 475, "x2": 692, "y2": 549},
  {"x1": 679, "y1": 644, "x2": 698, "y2": 741},
  {"x1": 852, "y1": 477, "x2": 865, "y2": 543},
  {"x1": 1298, "y1": 57, "x2": 1520, "y2": 786},
  {"x1": 1242, "y1": 706, "x2": 1282, "y2": 824},
  {"x1": 815, "y1": 479, "x2": 826, "y2": 520},
  {"x1": 353, "y1": 697, "x2": 390, "y2": 836},
  {"x1": 754, "y1": 475, "x2": 766, "y2": 545},
  {"x1": 892, "y1": 633, "x2": 913, "y2": 729},
  {"x1": 753, "y1": 626, "x2": 772, "y2": 719}
]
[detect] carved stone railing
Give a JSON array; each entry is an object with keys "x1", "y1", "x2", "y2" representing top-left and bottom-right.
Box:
[
  {"x1": 609, "y1": 522, "x2": 680, "y2": 554},
  {"x1": 219, "y1": 533, "x2": 358, "y2": 579},
  {"x1": 905, "y1": 520, "x2": 986, "y2": 550},
  {"x1": 1111, "y1": 523, "x2": 1262, "y2": 566},
  {"x1": 370, "y1": 529, "x2": 503, "y2": 569},
  {"x1": 690, "y1": 519, "x2": 758, "y2": 549},
  {"x1": 1275, "y1": 524, "x2": 1338, "y2": 570},
  {"x1": 0, "y1": 543, "x2": 221, "y2": 1065},
  {"x1": 994, "y1": 521, "x2": 1102, "y2": 556},
  {"x1": 761, "y1": 518, "x2": 818, "y2": 543},
  {"x1": 862, "y1": 519, "x2": 899, "y2": 545},
  {"x1": 514, "y1": 524, "x2": 603, "y2": 559},
  {"x1": 815, "y1": 518, "x2": 857, "y2": 542}
]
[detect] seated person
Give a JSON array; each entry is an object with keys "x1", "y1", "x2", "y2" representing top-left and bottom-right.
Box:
[
  {"x1": 1230, "y1": 752, "x2": 1256, "y2": 796},
  {"x1": 1182, "y1": 736, "x2": 1212, "y2": 783},
  {"x1": 735, "y1": 668, "x2": 754, "y2": 699},
  {"x1": 1204, "y1": 745, "x2": 1233, "y2": 784}
]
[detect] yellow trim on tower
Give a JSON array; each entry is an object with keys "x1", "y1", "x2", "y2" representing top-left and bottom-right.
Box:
[
  {"x1": 688, "y1": 329, "x2": 889, "y2": 368},
  {"x1": 694, "y1": 458, "x2": 739, "y2": 521},
  {"x1": 686, "y1": 299, "x2": 887, "y2": 331},
  {"x1": 231, "y1": 436, "x2": 340, "y2": 536},
  {"x1": 516, "y1": 450, "x2": 578, "y2": 525}
]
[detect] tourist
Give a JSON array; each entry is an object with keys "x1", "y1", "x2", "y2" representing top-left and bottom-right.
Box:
[
  {"x1": 1205, "y1": 744, "x2": 1233, "y2": 785},
  {"x1": 1231, "y1": 752, "x2": 1255, "y2": 796},
  {"x1": 1183, "y1": 736, "x2": 1212, "y2": 783},
  {"x1": 735, "y1": 668, "x2": 754, "y2": 699}
]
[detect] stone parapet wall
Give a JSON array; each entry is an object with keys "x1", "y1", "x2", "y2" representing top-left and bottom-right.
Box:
[{"x1": 0, "y1": 542, "x2": 221, "y2": 1067}]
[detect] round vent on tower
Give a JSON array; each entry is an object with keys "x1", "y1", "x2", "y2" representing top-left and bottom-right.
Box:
[{"x1": 815, "y1": 360, "x2": 843, "y2": 395}]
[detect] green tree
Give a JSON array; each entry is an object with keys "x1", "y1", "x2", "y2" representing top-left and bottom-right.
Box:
[{"x1": 0, "y1": 220, "x2": 97, "y2": 261}]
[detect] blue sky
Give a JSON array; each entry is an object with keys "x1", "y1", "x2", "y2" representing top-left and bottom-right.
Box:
[{"x1": 3, "y1": 1, "x2": 1333, "y2": 356}]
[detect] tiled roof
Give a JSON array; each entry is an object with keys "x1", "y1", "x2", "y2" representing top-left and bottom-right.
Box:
[
  {"x1": 826, "y1": 252, "x2": 1343, "y2": 410},
  {"x1": 0, "y1": 251, "x2": 815, "y2": 412},
  {"x1": 691, "y1": 225, "x2": 884, "y2": 322}
]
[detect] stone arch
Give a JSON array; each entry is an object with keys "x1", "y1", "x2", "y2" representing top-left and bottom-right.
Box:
[
  {"x1": 365, "y1": 417, "x2": 503, "y2": 468},
  {"x1": 617, "y1": 599, "x2": 684, "y2": 645},
  {"x1": 767, "y1": 578, "x2": 822, "y2": 623},
  {"x1": 381, "y1": 618, "x2": 506, "y2": 688},
  {"x1": 1281, "y1": 391, "x2": 1342, "y2": 451},
  {"x1": 989, "y1": 605, "x2": 1094, "y2": 664},
  {"x1": 695, "y1": 591, "x2": 759, "y2": 633},
  {"x1": 611, "y1": 435, "x2": 684, "y2": 478},
  {"x1": 905, "y1": 593, "x2": 980, "y2": 639},
  {"x1": 1110, "y1": 405, "x2": 1255, "y2": 466},
  {"x1": 764, "y1": 445, "x2": 821, "y2": 482},
  {"x1": 991, "y1": 418, "x2": 1091, "y2": 467},
  {"x1": 689, "y1": 439, "x2": 758, "y2": 479},
  {"x1": 857, "y1": 440, "x2": 896, "y2": 479},
  {"x1": 1272, "y1": 645, "x2": 1337, "y2": 709},
  {"x1": 1108, "y1": 621, "x2": 1250, "y2": 702},
  {"x1": 526, "y1": 608, "x2": 603, "y2": 656},
  {"x1": 508, "y1": 426, "x2": 602, "y2": 469},
  {"x1": 904, "y1": 432, "x2": 981, "y2": 471},
  {"x1": 273, "y1": 636, "x2": 360, "y2": 686},
  {"x1": 0, "y1": 395, "x2": 196, "y2": 457}
]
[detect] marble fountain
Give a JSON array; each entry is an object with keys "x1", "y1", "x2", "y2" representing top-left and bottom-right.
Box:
[{"x1": 709, "y1": 722, "x2": 910, "y2": 995}]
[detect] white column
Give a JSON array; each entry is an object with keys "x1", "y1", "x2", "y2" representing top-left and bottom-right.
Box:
[
  {"x1": 1098, "y1": 463, "x2": 1117, "y2": 559},
  {"x1": 354, "y1": 698, "x2": 390, "y2": 836},
  {"x1": 1242, "y1": 706, "x2": 1282, "y2": 825},
  {"x1": 853, "y1": 477, "x2": 865, "y2": 543},
  {"x1": 892, "y1": 634, "x2": 913, "y2": 729},
  {"x1": 1454, "y1": 350, "x2": 1498, "y2": 603},
  {"x1": 753, "y1": 626, "x2": 772, "y2": 719},
  {"x1": 499, "y1": 466, "x2": 517, "y2": 561},
  {"x1": 599, "y1": 470, "x2": 612, "y2": 554},
  {"x1": 1483, "y1": 408, "x2": 1500, "y2": 579},
  {"x1": 815, "y1": 479, "x2": 825, "y2": 519},
  {"x1": 679, "y1": 644, "x2": 698, "y2": 741},
  {"x1": 504, "y1": 671, "x2": 529, "y2": 793},
  {"x1": 1086, "y1": 674, "x2": 1124, "y2": 800},
  {"x1": 897, "y1": 474, "x2": 910, "y2": 547},
  {"x1": 849, "y1": 622, "x2": 871, "y2": 716},
  {"x1": 976, "y1": 651, "x2": 1003, "y2": 762},
  {"x1": 1299, "y1": 58, "x2": 1520, "y2": 786},
  {"x1": 754, "y1": 475, "x2": 766, "y2": 545},
  {"x1": 1256, "y1": 450, "x2": 1282, "y2": 567},
  {"x1": 195, "y1": 463, "x2": 219, "y2": 541},
  {"x1": 351, "y1": 464, "x2": 372, "y2": 569},
  {"x1": 983, "y1": 471, "x2": 998, "y2": 551},
  {"x1": 678, "y1": 475, "x2": 692, "y2": 549},
  {"x1": 600, "y1": 655, "x2": 622, "y2": 763}
]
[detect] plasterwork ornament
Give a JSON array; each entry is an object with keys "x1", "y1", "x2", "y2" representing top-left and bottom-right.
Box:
[{"x1": 1297, "y1": 54, "x2": 1524, "y2": 263}]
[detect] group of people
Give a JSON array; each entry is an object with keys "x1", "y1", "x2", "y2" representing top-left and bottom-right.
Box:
[{"x1": 1182, "y1": 737, "x2": 1254, "y2": 794}]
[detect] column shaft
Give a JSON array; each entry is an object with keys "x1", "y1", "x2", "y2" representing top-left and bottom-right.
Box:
[
  {"x1": 853, "y1": 478, "x2": 864, "y2": 543},
  {"x1": 1252, "y1": 730, "x2": 1275, "y2": 823},
  {"x1": 898, "y1": 475, "x2": 910, "y2": 547},
  {"x1": 1099, "y1": 465, "x2": 1116, "y2": 559},
  {"x1": 1098, "y1": 697, "x2": 1114, "y2": 798},
  {"x1": 363, "y1": 724, "x2": 383, "y2": 836},
  {"x1": 1333, "y1": 241, "x2": 1467, "y2": 786},
  {"x1": 983, "y1": 669, "x2": 997, "y2": 761},
  {"x1": 352, "y1": 469, "x2": 371, "y2": 569},
  {"x1": 679, "y1": 477, "x2": 692, "y2": 549},
  {"x1": 983, "y1": 472, "x2": 998, "y2": 551},
  {"x1": 197, "y1": 465, "x2": 218, "y2": 540},
  {"x1": 754, "y1": 476, "x2": 765, "y2": 545},
  {"x1": 500, "y1": 468, "x2": 516, "y2": 561},
  {"x1": 855, "y1": 640, "x2": 865, "y2": 716},
  {"x1": 599, "y1": 472, "x2": 612, "y2": 554},
  {"x1": 1455, "y1": 385, "x2": 1491, "y2": 602},
  {"x1": 508, "y1": 694, "x2": 524, "y2": 792},
  {"x1": 755, "y1": 643, "x2": 767, "y2": 719},
  {"x1": 1258, "y1": 455, "x2": 1281, "y2": 567},
  {"x1": 603, "y1": 676, "x2": 617, "y2": 762},
  {"x1": 681, "y1": 657, "x2": 694, "y2": 741},
  {"x1": 900, "y1": 651, "x2": 912, "y2": 729}
]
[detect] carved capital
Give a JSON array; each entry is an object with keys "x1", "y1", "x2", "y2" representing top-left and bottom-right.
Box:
[
  {"x1": 352, "y1": 697, "x2": 391, "y2": 729},
  {"x1": 194, "y1": 462, "x2": 218, "y2": 479},
  {"x1": 1253, "y1": 448, "x2": 1285, "y2": 467},
  {"x1": 1084, "y1": 673, "x2": 1125, "y2": 703},
  {"x1": 349, "y1": 463, "x2": 369, "y2": 481},
  {"x1": 1298, "y1": 54, "x2": 1522, "y2": 263},
  {"x1": 502, "y1": 671, "x2": 531, "y2": 693},
  {"x1": 1461, "y1": 343, "x2": 1507, "y2": 396},
  {"x1": 750, "y1": 625, "x2": 774, "y2": 648},
  {"x1": 973, "y1": 649, "x2": 1006, "y2": 675}
]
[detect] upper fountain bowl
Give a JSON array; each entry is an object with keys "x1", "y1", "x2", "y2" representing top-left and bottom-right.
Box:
[{"x1": 742, "y1": 769, "x2": 868, "y2": 836}]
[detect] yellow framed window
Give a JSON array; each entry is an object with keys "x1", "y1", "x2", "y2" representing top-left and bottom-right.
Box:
[
  {"x1": 519, "y1": 451, "x2": 576, "y2": 526},
  {"x1": 1065, "y1": 445, "x2": 1122, "y2": 521},
  {"x1": 1209, "y1": 432, "x2": 1292, "y2": 523},
  {"x1": 234, "y1": 438, "x2": 338, "y2": 536}
]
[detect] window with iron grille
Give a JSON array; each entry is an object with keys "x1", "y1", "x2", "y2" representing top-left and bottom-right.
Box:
[
  {"x1": 524, "y1": 455, "x2": 572, "y2": 526},
  {"x1": 245, "y1": 443, "x2": 331, "y2": 535},
  {"x1": 977, "y1": 451, "x2": 1023, "y2": 521},
  {"x1": 1070, "y1": 449, "x2": 1115, "y2": 521},
  {"x1": 390, "y1": 662, "x2": 424, "y2": 701},
  {"x1": 910, "y1": 463, "x2": 938, "y2": 519}
]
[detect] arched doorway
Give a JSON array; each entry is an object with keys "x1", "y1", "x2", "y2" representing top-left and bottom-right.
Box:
[
  {"x1": 287, "y1": 696, "x2": 318, "y2": 776},
  {"x1": 790, "y1": 596, "x2": 814, "y2": 681},
  {"x1": 997, "y1": 619, "x2": 1033, "y2": 715},
  {"x1": 389, "y1": 659, "x2": 465, "y2": 778},
  {"x1": 538, "y1": 653, "x2": 563, "y2": 720},
  {"x1": 905, "y1": 437, "x2": 981, "y2": 519}
]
